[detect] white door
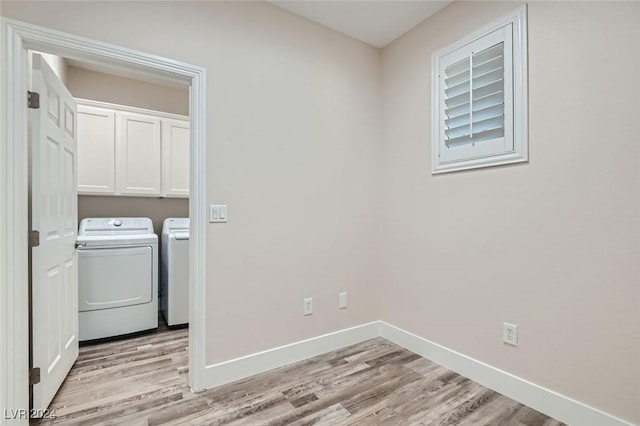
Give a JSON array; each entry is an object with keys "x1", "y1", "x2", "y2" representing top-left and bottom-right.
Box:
[
  {"x1": 31, "y1": 54, "x2": 79, "y2": 414},
  {"x1": 162, "y1": 118, "x2": 190, "y2": 197},
  {"x1": 116, "y1": 111, "x2": 162, "y2": 196}
]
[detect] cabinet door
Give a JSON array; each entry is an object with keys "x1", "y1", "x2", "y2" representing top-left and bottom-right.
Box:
[
  {"x1": 116, "y1": 111, "x2": 162, "y2": 196},
  {"x1": 77, "y1": 105, "x2": 116, "y2": 194},
  {"x1": 162, "y1": 119, "x2": 190, "y2": 198}
]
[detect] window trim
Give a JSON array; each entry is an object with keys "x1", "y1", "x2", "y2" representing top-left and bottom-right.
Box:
[{"x1": 431, "y1": 5, "x2": 528, "y2": 174}]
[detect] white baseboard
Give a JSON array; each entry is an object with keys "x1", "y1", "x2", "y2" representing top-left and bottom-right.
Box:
[
  {"x1": 202, "y1": 321, "x2": 635, "y2": 426},
  {"x1": 203, "y1": 321, "x2": 380, "y2": 388},
  {"x1": 379, "y1": 321, "x2": 636, "y2": 426}
]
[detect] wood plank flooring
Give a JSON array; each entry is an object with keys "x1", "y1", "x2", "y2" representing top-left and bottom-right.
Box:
[{"x1": 32, "y1": 323, "x2": 565, "y2": 425}]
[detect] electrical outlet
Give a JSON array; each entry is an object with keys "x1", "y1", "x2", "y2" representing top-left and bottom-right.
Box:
[
  {"x1": 503, "y1": 322, "x2": 518, "y2": 346},
  {"x1": 303, "y1": 298, "x2": 313, "y2": 316},
  {"x1": 338, "y1": 292, "x2": 347, "y2": 309}
]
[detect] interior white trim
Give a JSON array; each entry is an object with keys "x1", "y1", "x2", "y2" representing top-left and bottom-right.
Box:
[
  {"x1": 204, "y1": 322, "x2": 380, "y2": 388},
  {"x1": 202, "y1": 320, "x2": 634, "y2": 426},
  {"x1": 0, "y1": 17, "x2": 207, "y2": 424},
  {"x1": 378, "y1": 321, "x2": 636, "y2": 426}
]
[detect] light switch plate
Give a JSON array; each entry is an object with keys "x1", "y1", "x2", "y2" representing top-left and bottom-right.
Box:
[{"x1": 209, "y1": 204, "x2": 228, "y2": 223}]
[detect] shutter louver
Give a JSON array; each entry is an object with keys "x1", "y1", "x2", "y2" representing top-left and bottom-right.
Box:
[{"x1": 444, "y1": 42, "x2": 505, "y2": 146}]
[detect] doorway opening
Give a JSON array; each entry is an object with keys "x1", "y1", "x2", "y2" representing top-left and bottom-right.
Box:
[
  {"x1": 0, "y1": 17, "x2": 208, "y2": 420},
  {"x1": 29, "y1": 51, "x2": 193, "y2": 416}
]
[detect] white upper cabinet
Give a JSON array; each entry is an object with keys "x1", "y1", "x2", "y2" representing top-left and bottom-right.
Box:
[
  {"x1": 116, "y1": 111, "x2": 162, "y2": 196},
  {"x1": 162, "y1": 119, "x2": 190, "y2": 198},
  {"x1": 76, "y1": 99, "x2": 189, "y2": 198},
  {"x1": 77, "y1": 105, "x2": 116, "y2": 194}
]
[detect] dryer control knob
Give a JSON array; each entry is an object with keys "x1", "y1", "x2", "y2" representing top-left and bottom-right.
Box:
[{"x1": 113, "y1": 219, "x2": 123, "y2": 227}]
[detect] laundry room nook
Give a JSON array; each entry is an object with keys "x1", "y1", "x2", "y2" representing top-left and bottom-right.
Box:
[
  {"x1": 68, "y1": 56, "x2": 192, "y2": 332},
  {"x1": 25, "y1": 52, "x2": 194, "y2": 418}
]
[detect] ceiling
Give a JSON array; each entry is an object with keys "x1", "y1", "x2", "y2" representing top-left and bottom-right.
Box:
[
  {"x1": 66, "y1": 1, "x2": 453, "y2": 84},
  {"x1": 270, "y1": 1, "x2": 451, "y2": 48}
]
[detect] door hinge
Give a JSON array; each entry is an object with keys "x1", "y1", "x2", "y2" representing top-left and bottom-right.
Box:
[
  {"x1": 29, "y1": 230, "x2": 40, "y2": 248},
  {"x1": 29, "y1": 367, "x2": 41, "y2": 386},
  {"x1": 27, "y1": 91, "x2": 40, "y2": 109}
]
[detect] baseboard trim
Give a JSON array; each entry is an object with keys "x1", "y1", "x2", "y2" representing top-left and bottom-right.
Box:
[
  {"x1": 202, "y1": 321, "x2": 635, "y2": 426},
  {"x1": 203, "y1": 321, "x2": 379, "y2": 388},
  {"x1": 379, "y1": 321, "x2": 636, "y2": 426}
]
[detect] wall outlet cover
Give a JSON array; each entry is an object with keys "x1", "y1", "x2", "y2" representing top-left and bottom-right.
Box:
[
  {"x1": 338, "y1": 292, "x2": 347, "y2": 309},
  {"x1": 503, "y1": 322, "x2": 518, "y2": 346},
  {"x1": 303, "y1": 298, "x2": 313, "y2": 316}
]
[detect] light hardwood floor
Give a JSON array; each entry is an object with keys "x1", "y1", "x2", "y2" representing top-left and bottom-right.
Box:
[{"x1": 33, "y1": 323, "x2": 565, "y2": 425}]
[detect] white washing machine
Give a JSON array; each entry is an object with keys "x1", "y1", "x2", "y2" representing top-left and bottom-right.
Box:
[
  {"x1": 77, "y1": 217, "x2": 158, "y2": 341},
  {"x1": 160, "y1": 218, "x2": 189, "y2": 326}
]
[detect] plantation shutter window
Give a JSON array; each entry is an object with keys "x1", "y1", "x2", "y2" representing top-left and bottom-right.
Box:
[
  {"x1": 431, "y1": 7, "x2": 528, "y2": 174},
  {"x1": 444, "y1": 42, "x2": 505, "y2": 146}
]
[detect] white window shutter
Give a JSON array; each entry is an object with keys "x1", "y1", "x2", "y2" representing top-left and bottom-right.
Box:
[
  {"x1": 443, "y1": 43, "x2": 506, "y2": 146},
  {"x1": 431, "y1": 6, "x2": 527, "y2": 174},
  {"x1": 468, "y1": 42, "x2": 505, "y2": 143}
]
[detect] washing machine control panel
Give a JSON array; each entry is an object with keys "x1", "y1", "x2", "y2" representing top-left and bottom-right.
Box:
[{"x1": 79, "y1": 218, "x2": 154, "y2": 235}]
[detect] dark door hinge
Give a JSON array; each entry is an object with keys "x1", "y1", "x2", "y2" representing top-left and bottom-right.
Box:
[
  {"x1": 29, "y1": 230, "x2": 40, "y2": 248},
  {"x1": 28, "y1": 91, "x2": 40, "y2": 109},
  {"x1": 29, "y1": 367, "x2": 41, "y2": 386}
]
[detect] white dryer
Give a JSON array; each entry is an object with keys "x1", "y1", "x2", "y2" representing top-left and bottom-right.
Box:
[
  {"x1": 160, "y1": 218, "x2": 189, "y2": 326},
  {"x1": 77, "y1": 217, "x2": 158, "y2": 341}
]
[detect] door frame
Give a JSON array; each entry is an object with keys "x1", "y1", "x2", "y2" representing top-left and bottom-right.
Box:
[{"x1": 0, "y1": 17, "x2": 208, "y2": 423}]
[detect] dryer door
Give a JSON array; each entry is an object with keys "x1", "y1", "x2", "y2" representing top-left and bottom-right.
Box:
[{"x1": 79, "y1": 246, "x2": 153, "y2": 311}]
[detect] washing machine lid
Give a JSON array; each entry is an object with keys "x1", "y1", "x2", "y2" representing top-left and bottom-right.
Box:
[
  {"x1": 78, "y1": 218, "x2": 157, "y2": 246},
  {"x1": 162, "y1": 218, "x2": 190, "y2": 236}
]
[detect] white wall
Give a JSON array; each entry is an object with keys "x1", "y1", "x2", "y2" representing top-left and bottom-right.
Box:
[
  {"x1": 380, "y1": 2, "x2": 640, "y2": 424},
  {"x1": 0, "y1": 0, "x2": 383, "y2": 363}
]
